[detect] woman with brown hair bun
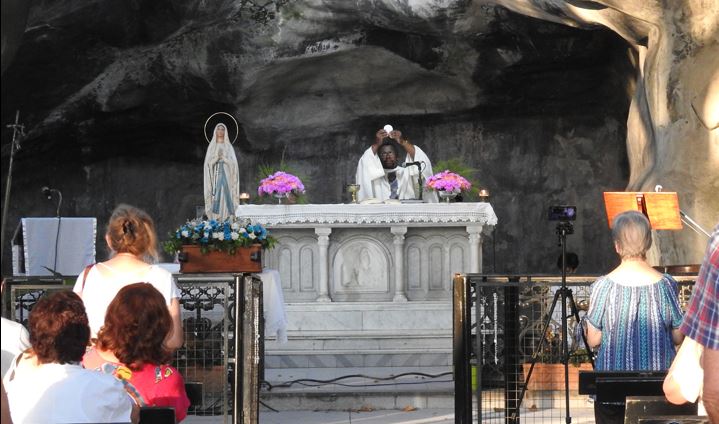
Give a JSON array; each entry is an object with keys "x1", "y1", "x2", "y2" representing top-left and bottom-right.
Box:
[
  {"x1": 73, "y1": 204, "x2": 183, "y2": 350},
  {"x1": 83, "y1": 283, "x2": 190, "y2": 422}
]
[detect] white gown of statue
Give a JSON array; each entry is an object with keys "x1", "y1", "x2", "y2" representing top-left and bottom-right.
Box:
[
  {"x1": 204, "y1": 124, "x2": 240, "y2": 221},
  {"x1": 355, "y1": 144, "x2": 438, "y2": 203}
]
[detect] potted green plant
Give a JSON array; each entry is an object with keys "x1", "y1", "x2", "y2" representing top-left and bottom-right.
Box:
[
  {"x1": 431, "y1": 158, "x2": 482, "y2": 201},
  {"x1": 523, "y1": 347, "x2": 593, "y2": 391}
]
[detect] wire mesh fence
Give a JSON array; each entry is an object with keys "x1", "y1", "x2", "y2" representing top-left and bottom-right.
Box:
[
  {"x1": 173, "y1": 280, "x2": 233, "y2": 419},
  {"x1": 454, "y1": 273, "x2": 698, "y2": 424}
]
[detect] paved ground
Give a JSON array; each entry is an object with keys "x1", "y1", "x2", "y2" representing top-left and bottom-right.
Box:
[
  {"x1": 183, "y1": 370, "x2": 599, "y2": 423},
  {"x1": 183, "y1": 407, "x2": 597, "y2": 423},
  {"x1": 258, "y1": 408, "x2": 597, "y2": 423}
]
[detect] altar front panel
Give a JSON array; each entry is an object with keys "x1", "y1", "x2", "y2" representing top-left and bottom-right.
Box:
[
  {"x1": 405, "y1": 232, "x2": 471, "y2": 300},
  {"x1": 263, "y1": 229, "x2": 320, "y2": 302},
  {"x1": 237, "y1": 203, "x2": 497, "y2": 302}
]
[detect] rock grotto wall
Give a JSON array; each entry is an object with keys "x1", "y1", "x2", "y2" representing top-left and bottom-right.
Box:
[{"x1": 2, "y1": 0, "x2": 715, "y2": 275}]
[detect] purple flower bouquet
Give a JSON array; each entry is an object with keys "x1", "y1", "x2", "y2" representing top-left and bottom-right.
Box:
[
  {"x1": 258, "y1": 171, "x2": 305, "y2": 197},
  {"x1": 425, "y1": 170, "x2": 472, "y2": 193}
]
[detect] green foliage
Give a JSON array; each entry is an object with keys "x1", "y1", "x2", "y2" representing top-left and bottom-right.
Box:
[
  {"x1": 569, "y1": 348, "x2": 593, "y2": 367},
  {"x1": 254, "y1": 148, "x2": 310, "y2": 204},
  {"x1": 432, "y1": 158, "x2": 482, "y2": 201}
]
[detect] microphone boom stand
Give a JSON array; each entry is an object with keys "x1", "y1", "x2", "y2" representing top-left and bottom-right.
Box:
[
  {"x1": 415, "y1": 162, "x2": 424, "y2": 201},
  {"x1": 679, "y1": 210, "x2": 711, "y2": 238},
  {"x1": 49, "y1": 190, "x2": 63, "y2": 277},
  {"x1": 405, "y1": 162, "x2": 424, "y2": 201}
]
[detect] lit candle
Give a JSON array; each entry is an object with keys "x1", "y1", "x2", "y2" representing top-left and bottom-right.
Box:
[
  {"x1": 479, "y1": 189, "x2": 490, "y2": 203},
  {"x1": 239, "y1": 192, "x2": 250, "y2": 204}
]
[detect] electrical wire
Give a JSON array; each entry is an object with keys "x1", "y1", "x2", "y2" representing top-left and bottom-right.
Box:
[{"x1": 263, "y1": 371, "x2": 453, "y2": 391}]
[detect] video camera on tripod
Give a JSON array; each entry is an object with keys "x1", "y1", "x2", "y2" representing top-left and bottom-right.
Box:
[
  {"x1": 519, "y1": 204, "x2": 592, "y2": 424},
  {"x1": 549, "y1": 205, "x2": 576, "y2": 238},
  {"x1": 548, "y1": 205, "x2": 576, "y2": 222}
]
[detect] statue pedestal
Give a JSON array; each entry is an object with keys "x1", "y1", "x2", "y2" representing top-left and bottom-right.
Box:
[{"x1": 178, "y1": 244, "x2": 262, "y2": 273}]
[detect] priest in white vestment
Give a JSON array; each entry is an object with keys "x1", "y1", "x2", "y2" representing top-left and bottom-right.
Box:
[{"x1": 356, "y1": 128, "x2": 438, "y2": 203}]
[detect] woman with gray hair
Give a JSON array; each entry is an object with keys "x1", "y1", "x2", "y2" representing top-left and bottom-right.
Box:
[{"x1": 585, "y1": 210, "x2": 684, "y2": 423}]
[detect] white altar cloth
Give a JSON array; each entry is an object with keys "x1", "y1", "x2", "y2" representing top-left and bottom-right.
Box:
[
  {"x1": 257, "y1": 269, "x2": 288, "y2": 343},
  {"x1": 236, "y1": 202, "x2": 498, "y2": 227}
]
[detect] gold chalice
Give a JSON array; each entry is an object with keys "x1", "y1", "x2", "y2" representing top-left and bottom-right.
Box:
[{"x1": 347, "y1": 184, "x2": 360, "y2": 204}]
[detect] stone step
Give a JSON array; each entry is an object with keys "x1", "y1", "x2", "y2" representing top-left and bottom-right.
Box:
[
  {"x1": 265, "y1": 352, "x2": 451, "y2": 370},
  {"x1": 265, "y1": 301, "x2": 453, "y2": 356},
  {"x1": 260, "y1": 366, "x2": 595, "y2": 412},
  {"x1": 263, "y1": 366, "x2": 451, "y2": 385},
  {"x1": 261, "y1": 388, "x2": 455, "y2": 411},
  {"x1": 260, "y1": 387, "x2": 596, "y2": 412},
  {"x1": 261, "y1": 368, "x2": 454, "y2": 411}
]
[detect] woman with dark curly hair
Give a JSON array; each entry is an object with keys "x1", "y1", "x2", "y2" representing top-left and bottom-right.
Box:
[
  {"x1": 83, "y1": 283, "x2": 190, "y2": 422},
  {"x1": 5, "y1": 291, "x2": 134, "y2": 423}
]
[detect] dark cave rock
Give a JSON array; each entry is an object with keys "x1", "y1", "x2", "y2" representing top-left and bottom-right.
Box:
[{"x1": 4, "y1": 0, "x2": 711, "y2": 275}]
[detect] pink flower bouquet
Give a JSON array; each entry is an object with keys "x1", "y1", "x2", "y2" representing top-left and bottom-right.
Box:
[
  {"x1": 258, "y1": 171, "x2": 305, "y2": 196},
  {"x1": 425, "y1": 170, "x2": 472, "y2": 193}
]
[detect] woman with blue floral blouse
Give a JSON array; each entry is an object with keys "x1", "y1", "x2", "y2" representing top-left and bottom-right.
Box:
[{"x1": 585, "y1": 210, "x2": 684, "y2": 424}]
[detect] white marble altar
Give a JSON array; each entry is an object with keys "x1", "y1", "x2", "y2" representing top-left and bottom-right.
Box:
[
  {"x1": 237, "y1": 203, "x2": 497, "y2": 379},
  {"x1": 236, "y1": 203, "x2": 497, "y2": 302}
]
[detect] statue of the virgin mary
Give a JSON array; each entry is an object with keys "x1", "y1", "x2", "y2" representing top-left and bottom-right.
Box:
[{"x1": 203, "y1": 123, "x2": 240, "y2": 221}]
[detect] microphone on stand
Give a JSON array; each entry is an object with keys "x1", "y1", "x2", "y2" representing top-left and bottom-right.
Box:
[
  {"x1": 40, "y1": 186, "x2": 63, "y2": 217},
  {"x1": 41, "y1": 186, "x2": 64, "y2": 277},
  {"x1": 400, "y1": 161, "x2": 425, "y2": 201}
]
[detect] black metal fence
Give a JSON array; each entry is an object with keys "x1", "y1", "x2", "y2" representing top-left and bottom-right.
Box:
[
  {"x1": 453, "y1": 273, "x2": 697, "y2": 424},
  {"x1": 2, "y1": 273, "x2": 263, "y2": 424}
]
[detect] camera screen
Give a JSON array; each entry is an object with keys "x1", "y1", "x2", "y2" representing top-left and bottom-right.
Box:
[{"x1": 548, "y1": 205, "x2": 577, "y2": 221}]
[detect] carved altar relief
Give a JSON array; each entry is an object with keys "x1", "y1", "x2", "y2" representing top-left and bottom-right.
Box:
[
  {"x1": 264, "y1": 229, "x2": 320, "y2": 302},
  {"x1": 406, "y1": 232, "x2": 469, "y2": 300},
  {"x1": 237, "y1": 203, "x2": 496, "y2": 302},
  {"x1": 332, "y1": 237, "x2": 391, "y2": 299}
]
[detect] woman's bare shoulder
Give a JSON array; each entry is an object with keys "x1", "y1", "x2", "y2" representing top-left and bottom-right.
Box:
[{"x1": 607, "y1": 264, "x2": 664, "y2": 286}]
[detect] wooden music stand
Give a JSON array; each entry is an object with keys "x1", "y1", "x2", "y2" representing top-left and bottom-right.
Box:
[{"x1": 603, "y1": 192, "x2": 682, "y2": 230}]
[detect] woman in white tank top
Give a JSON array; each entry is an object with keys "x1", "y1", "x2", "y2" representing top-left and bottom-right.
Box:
[{"x1": 73, "y1": 204, "x2": 183, "y2": 350}]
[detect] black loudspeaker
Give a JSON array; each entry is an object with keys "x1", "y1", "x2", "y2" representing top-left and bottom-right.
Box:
[
  {"x1": 185, "y1": 382, "x2": 203, "y2": 407},
  {"x1": 637, "y1": 417, "x2": 710, "y2": 424},
  {"x1": 624, "y1": 396, "x2": 698, "y2": 424},
  {"x1": 138, "y1": 407, "x2": 175, "y2": 424}
]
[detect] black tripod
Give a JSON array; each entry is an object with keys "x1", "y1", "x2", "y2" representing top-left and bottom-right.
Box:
[{"x1": 519, "y1": 220, "x2": 594, "y2": 424}]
